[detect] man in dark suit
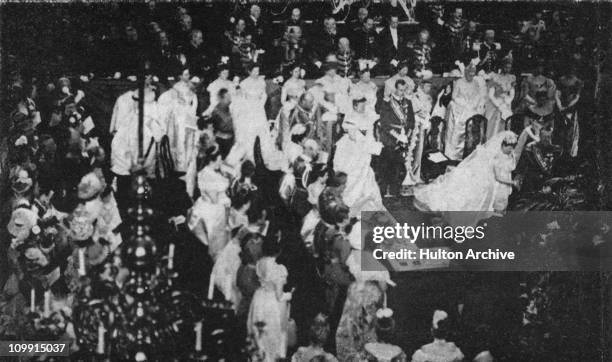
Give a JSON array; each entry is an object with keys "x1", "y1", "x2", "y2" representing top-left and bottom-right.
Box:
[
  {"x1": 377, "y1": 14, "x2": 407, "y2": 75},
  {"x1": 377, "y1": 79, "x2": 415, "y2": 196},
  {"x1": 245, "y1": 4, "x2": 265, "y2": 49},
  {"x1": 352, "y1": 17, "x2": 379, "y2": 65},
  {"x1": 180, "y1": 29, "x2": 213, "y2": 80},
  {"x1": 308, "y1": 16, "x2": 339, "y2": 76}
]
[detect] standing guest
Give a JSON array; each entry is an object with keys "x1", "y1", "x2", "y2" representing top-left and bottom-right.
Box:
[
  {"x1": 477, "y1": 29, "x2": 500, "y2": 74},
  {"x1": 180, "y1": 29, "x2": 213, "y2": 80},
  {"x1": 555, "y1": 67, "x2": 583, "y2": 157},
  {"x1": 378, "y1": 79, "x2": 415, "y2": 196},
  {"x1": 411, "y1": 310, "x2": 465, "y2": 362},
  {"x1": 210, "y1": 89, "x2": 235, "y2": 159},
  {"x1": 333, "y1": 105, "x2": 384, "y2": 215},
  {"x1": 310, "y1": 17, "x2": 339, "y2": 74},
  {"x1": 291, "y1": 314, "x2": 339, "y2": 362},
  {"x1": 444, "y1": 60, "x2": 486, "y2": 161},
  {"x1": 110, "y1": 72, "x2": 162, "y2": 213},
  {"x1": 349, "y1": 67, "x2": 379, "y2": 117},
  {"x1": 383, "y1": 61, "x2": 415, "y2": 101},
  {"x1": 158, "y1": 66, "x2": 199, "y2": 195},
  {"x1": 232, "y1": 62, "x2": 274, "y2": 161},
  {"x1": 188, "y1": 146, "x2": 230, "y2": 260},
  {"x1": 204, "y1": 64, "x2": 237, "y2": 116},
  {"x1": 335, "y1": 38, "x2": 355, "y2": 78},
  {"x1": 315, "y1": 58, "x2": 352, "y2": 116},
  {"x1": 279, "y1": 92, "x2": 325, "y2": 153},
  {"x1": 246, "y1": 4, "x2": 265, "y2": 48},
  {"x1": 353, "y1": 17, "x2": 379, "y2": 71},
  {"x1": 335, "y1": 281, "x2": 384, "y2": 361},
  {"x1": 281, "y1": 64, "x2": 306, "y2": 108},
  {"x1": 485, "y1": 59, "x2": 516, "y2": 139},
  {"x1": 247, "y1": 256, "x2": 293, "y2": 362},
  {"x1": 377, "y1": 14, "x2": 407, "y2": 75}
]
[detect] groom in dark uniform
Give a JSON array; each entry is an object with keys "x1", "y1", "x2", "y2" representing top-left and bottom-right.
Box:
[{"x1": 377, "y1": 79, "x2": 415, "y2": 197}]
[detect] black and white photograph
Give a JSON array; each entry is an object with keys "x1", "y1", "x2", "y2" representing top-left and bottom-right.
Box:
[{"x1": 0, "y1": 0, "x2": 611, "y2": 361}]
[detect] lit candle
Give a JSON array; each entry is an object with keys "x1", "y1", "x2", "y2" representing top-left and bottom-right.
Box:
[
  {"x1": 97, "y1": 323, "x2": 105, "y2": 355},
  {"x1": 30, "y1": 288, "x2": 35, "y2": 313},
  {"x1": 168, "y1": 243, "x2": 175, "y2": 270},
  {"x1": 207, "y1": 274, "x2": 215, "y2": 300},
  {"x1": 383, "y1": 291, "x2": 387, "y2": 309},
  {"x1": 194, "y1": 321, "x2": 203, "y2": 352},
  {"x1": 43, "y1": 290, "x2": 50, "y2": 318},
  {"x1": 78, "y1": 248, "x2": 86, "y2": 276}
]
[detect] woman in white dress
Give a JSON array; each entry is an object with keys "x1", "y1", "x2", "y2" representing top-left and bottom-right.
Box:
[
  {"x1": 444, "y1": 63, "x2": 486, "y2": 161},
  {"x1": 414, "y1": 130, "x2": 528, "y2": 226},
  {"x1": 484, "y1": 59, "x2": 516, "y2": 139},
  {"x1": 349, "y1": 67, "x2": 378, "y2": 116},
  {"x1": 203, "y1": 64, "x2": 237, "y2": 116},
  {"x1": 333, "y1": 113, "x2": 384, "y2": 217},
  {"x1": 281, "y1": 64, "x2": 306, "y2": 108},
  {"x1": 231, "y1": 63, "x2": 274, "y2": 161},
  {"x1": 158, "y1": 67, "x2": 199, "y2": 196},
  {"x1": 247, "y1": 256, "x2": 293, "y2": 362},
  {"x1": 188, "y1": 146, "x2": 231, "y2": 260}
]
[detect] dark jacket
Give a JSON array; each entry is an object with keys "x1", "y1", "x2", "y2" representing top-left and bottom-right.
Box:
[{"x1": 378, "y1": 96, "x2": 415, "y2": 147}]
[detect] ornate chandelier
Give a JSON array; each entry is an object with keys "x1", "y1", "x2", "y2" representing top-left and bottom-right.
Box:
[{"x1": 67, "y1": 70, "x2": 236, "y2": 361}]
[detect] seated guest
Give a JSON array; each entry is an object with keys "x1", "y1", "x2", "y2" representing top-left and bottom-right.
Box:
[
  {"x1": 150, "y1": 30, "x2": 180, "y2": 81},
  {"x1": 309, "y1": 17, "x2": 339, "y2": 75},
  {"x1": 286, "y1": 7, "x2": 305, "y2": 30},
  {"x1": 180, "y1": 29, "x2": 214, "y2": 79},
  {"x1": 246, "y1": 5, "x2": 265, "y2": 48},
  {"x1": 463, "y1": 20, "x2": 481, "y2": 54},
  {"x1": 349, "y1": 7, "x2": 369, "y2": 32},
  {"x1": 439, "y1": 7, "x2": 467, "y2": 58},
  {"x1": 113, "y1": 22, "x2": 143, "y2": 76},
  {"x1": 335, "y1": 38, "x2": 355, "y2": 78},
  {"x1": 477, "y1": 29, "x2": 501, "y2": 74},
  {"x1": 174, "y1": 13, "x2": 193, "y2": 50},
  {"x1": 383, "y1": 61, "x2": 415, "y2": 101},
  {"x1": 352, "y1": 17, "x2": 379, "y2": 71},
  {"x1": 377, "y1": 14, "x2": 407, "y2": 74},
  {"x1": 411, "y1": 310, "x2": 465, "y2": 362},
  {"x1": 210, "y1": 89, "x2": 234, "y2": 158},
  {"x1": 407, "y1": 29, "x2": 435, "y2": 75},
  {"x1": 279, "y1": 27, "x2": 307, "y2": 77},
  {"x1": 223, "y1": 18, "x2": 253, "y2": 75}
]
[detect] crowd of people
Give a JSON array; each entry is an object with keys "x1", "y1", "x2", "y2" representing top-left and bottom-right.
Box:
[{"x1": 0, "y1": 1, "x2": 602, "y2": 361}]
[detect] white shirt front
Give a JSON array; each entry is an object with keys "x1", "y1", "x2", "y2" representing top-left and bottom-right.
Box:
[{"x1": 390, "y1": 27, "x2": 398, "y2": 49}]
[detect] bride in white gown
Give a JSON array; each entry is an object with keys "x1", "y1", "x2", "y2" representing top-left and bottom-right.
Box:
[
  {"x1": 230, "y1": 63, "x2": 275, "y2": 161},
  {"x1": 413, "y1": 130, "x2": 528, "y2": 226}
]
